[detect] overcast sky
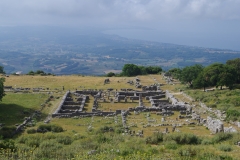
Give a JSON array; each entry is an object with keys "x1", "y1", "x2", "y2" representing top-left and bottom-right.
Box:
[{"x1": 0, "y1": 0, "x2": 240, "y2": 50}]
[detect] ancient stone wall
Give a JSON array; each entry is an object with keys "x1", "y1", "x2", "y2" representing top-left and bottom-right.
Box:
[{"x1": 206, "y1": 116, "x2": 224, "y2": 133}]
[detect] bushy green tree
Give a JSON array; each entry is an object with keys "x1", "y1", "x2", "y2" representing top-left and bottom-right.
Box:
[
  {"x1": 167, "y1": 68, "x2": 182, "y2": 79},
  {"x1": 0, "y1": 73, "x2": 5, "y2": 101},
  {"x1": 122, "y1": 64, "x2": 141, "y2": 77},
  {"x1": 0, "y1": 66, "x2": 5, "y2": 74},
  {"x1": 193, "y1": 72, "x2": 208, "y2": 91},
  {"x1": 217, "y1": 65, "x2": 236, "y2": 89},
  {"x1": 164, "y1": 58, "x2": 240, "y2": 90},
  {"x1": 138, "y1": 66, "x2": 147, "y2": 75},
  {"x1": 202, "y1": 63, "x2": 236, "y2": 89},
  {"x1": 0, "y1": 66, "x2": 5, "y2": 101},
  {"x1": 203, "y1": 63, "x2": 224, "y2": 87},
  {"x1": 145, "y1": 66, "x2": 162, "y2": 74},
  {"x1": 27, "y1": 70, "x2": 54, "y2": 76},
  {"x1": 226, "y1": 58, "x2": 240, "y2": 83},
  {"x1": 122, "y1": 64, "x2": 162, "y2": 77},
  {"x1": 35, "y1": 70, "x2": 46, "y2": 75},
  {"x1": 179, "y1": 64, "x2": 204, "y2": 87},
  {"x1": 27, "y1": 70, "x2": 35, "y2": 75},
  {"x1": 106, "y1": 72, "x2": 115, "y2": 77}
]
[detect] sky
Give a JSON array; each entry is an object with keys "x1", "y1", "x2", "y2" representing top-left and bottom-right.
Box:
[{"x1": 0, "y1": 0, "x2": 240, "y2": 50}]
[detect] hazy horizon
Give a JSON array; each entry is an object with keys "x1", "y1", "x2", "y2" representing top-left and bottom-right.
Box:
[{"x1": 0, "y1": 0, "x2": 240, "y2": 50}]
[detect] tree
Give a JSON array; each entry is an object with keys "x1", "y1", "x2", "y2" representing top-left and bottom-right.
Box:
[
  {"x1": 35, "y1": 70, "x2": 45, "y2": 75},
  {"x1": 27, "y1": 70, "x2": 35, "y2": 75},
  {"x1": 0, "y1": 66, "x2": 5, "y2": 74},
  {"x1": 167, "y1": 68, "x2": 182, "y2": 79},
  {"x1": 138, "y1": 66, "x2": 147, "y2": 75},
  {"x1": 145, "y1": 66, "x2": 162, "y2": 74},
  {"x1": 122, "y1": 64, "x2": 141, "y2": 77},
  {"x1": 203, "y1": 63, "x2": 225, "y2": 88},
  {"x1": 226, "y1": 58, "x2": 240, "y2": 83},
  {"x1": 0, "y1": 78, "x2": 5, "y2": 101},
  {"x1": 106, "y1": 72, "x2": 115, "y2": 77},
  {"x1": 217, "y1": 65, "x2": 236, "y2": 90},
  {"x1": 193, "y1": 72, "x2": 209, "y2": 91},
  {"x1": 0, "y1": 66, "x2": 5, "y2": 101},
  {"x1": 179, "y1": 64, "x2": 204, "y2": 87}
]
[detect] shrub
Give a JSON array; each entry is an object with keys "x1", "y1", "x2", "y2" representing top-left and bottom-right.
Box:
[
  {"x1": 201, "y1": 138, "x2": 213, "y2": 145},
  {"x1": 106, "y1": 72, "x2": 115, "y2": 77},
  {"x1": 80, "y1": 137, "x2": 99, "y2": 150},
  {"x1": 34, "y1": 139, "x2": 63, "y2": 159},
  {"x1": 233, "y1": 84, "x2": 240, "y2": 89},
  {"x1": 72, "y1": 134, "x2": 86, "y2": 141},
  {"x1": 26, "y1": 137, "x2": 41, "y2": 147},
  {"x1": 146, "y1": 147, "x2": 159, "y2": 154},
  {"x1": 115, "y1": 128, "x2": 124, "y2": 134},
  {"x1": 118, "y1": 139, "x2": 145, "y2": 156},
  {"x1": 27, "y1": 128, "x2": 36, "y2": 134},
  {"x1": 17, "y1": 135, "x2": 28, "y2": 144},
  {"x1": 37, "y1": 124, "x2": 63, "y2": 133},
  {"x1": 96, "y1": 134, "x2": 110, "y2": 143},
  {"x1": 226, "y1": 92, "x2": 232, "y2": 96},
  {"x1": 164, "y1": 133, "x2": 201, "y2": 145},
  {"x1": 228, "y1": 133, "x2": 240, "y2": 145},
  {"x1": 145, "y1": 132, "x2": 163, "y2": 145},
  {"x1": 38, "y1": 124, "x2": 51, "y2": 132},
  {"x1": 226, "y1": 110, "x2": 240, "y2": 121},
  {"x1": 97, "y1": 126, "x2": 114, "y2": 134},
  {"x1": 164, "y1": 140, "x2": 178, "y2": 150},
  {"x1": 0, "y1": 126, "x2": 16, "y2": 138},
  {"x1": 51, "y1": 124, "x2": 63, "y2": 132},
  {"x1": 212, "y1": 133, "x2": 233, "y2": 143},
  {"x1": 218, "y1": 155, "x2": 233, "y2": 160},
  {"x1": 178, "y1": 146, "x2": 197, "y2": 157},
  {"x1": 43, "y1": 132, "x2": 57, "y2": 140},
  {"x1": 56, "y1": 135, "x2": 72, "y2": 145},
  {"x1": 197, "y1": 152, "x2": 233, "y2": 160},
  {"x1": 218, "y1": 144, "x2": 232, "y2": 152},
  {"x1": 0, "y1": 139, "x2": 15, "y2": 150}
]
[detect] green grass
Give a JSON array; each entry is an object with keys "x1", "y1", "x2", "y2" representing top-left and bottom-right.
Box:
[
  {"x1": 185, "y1": 89, "x2": 240, "y2": 120},
  {"x1": 49, "y1": 116, "x2": 123, "y2": 137},
  {"x1": 0, "y1": 93, "x2": 48, "y2": 125}
]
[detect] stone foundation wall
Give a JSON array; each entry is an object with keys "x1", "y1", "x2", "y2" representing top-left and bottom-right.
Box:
[{"x1": 206, "y1": 116, "x2": 224, "y2": 133}]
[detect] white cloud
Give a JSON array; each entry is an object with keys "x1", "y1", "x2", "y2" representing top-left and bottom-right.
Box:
[
  {"x1": 0, "y1": 0, "x2": 240, "y2": 50},
  {"x1": 0, "y1": 0, "x2": 240, "y2": 26}
]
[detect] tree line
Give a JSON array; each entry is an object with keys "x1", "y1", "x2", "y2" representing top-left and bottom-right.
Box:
[
  {"x1": 167, "y1": 58, "x2": 240, "y2": 90},
  {"x1": 0, "y1": 66, "x2": 5, "y2": 101},
  {"x1": 106, "y1": 64, "x2": 162, "y2": 77},
  {"x1": 27, "y1": 70, "x2": 54, "y2": 76}
]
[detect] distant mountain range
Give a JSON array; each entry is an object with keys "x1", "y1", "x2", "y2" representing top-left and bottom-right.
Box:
[{"x1": 0, "y1": 27, "x2": 240, "y2": 75}]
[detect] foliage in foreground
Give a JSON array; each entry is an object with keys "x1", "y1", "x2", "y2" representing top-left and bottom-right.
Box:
[
  {"x1": 0, "y1": 126, "x2": 16, "y2": 138},
  {"x1": 0, "y1": 129, "x2": 238, "y2": 160},
  {"x1": 37, "y1": 124, "x2": 64, "y2": 133}
]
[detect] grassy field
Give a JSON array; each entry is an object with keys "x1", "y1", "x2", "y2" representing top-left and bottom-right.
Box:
[
  {"x1": 0, "y1": 93, "x2": 48, "y2": 125},
  {"x1": 185, "y1": 89, "x2": 240, "y2": 112},
  {"x1": 4, "y1": 75, "x2": 145, "y2": 90},
  {"x1": 1, "y1": 74, "x2": 240, "y2": 159}
]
